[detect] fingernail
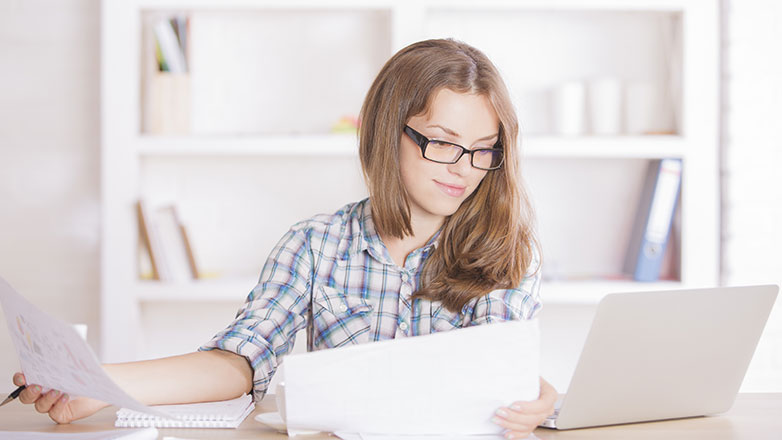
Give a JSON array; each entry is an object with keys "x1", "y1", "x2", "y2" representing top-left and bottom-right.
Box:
[
  {"x1": 491, "y1": 416, "x2": 502, "y2": 424},
  {"x1": 50, "y1": 390, "x2": 61, "y2": 397},
  {"x1": 496, "y1": 408, "x2": 509, "y2": 417},
  {"x1": 60, "y1": 395, "x2": 69, "y2": 404},
  {"x1": 33, "y1": 385, "x2": 41, "y2": 393},
  {"x1": 511, "y1": 404, "x2": 522, "y2": 411},
  {"x1": 505, "y1": 433, "x2": 515, "y2": 439}
]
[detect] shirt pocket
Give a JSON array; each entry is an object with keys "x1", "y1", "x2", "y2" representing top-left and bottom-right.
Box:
[
  {"x1": 311, "y1": 285, "x2": 374, "y2": 349},
  {"x1": 430, "y1": 302, "x2": 464, "y2": 333}
]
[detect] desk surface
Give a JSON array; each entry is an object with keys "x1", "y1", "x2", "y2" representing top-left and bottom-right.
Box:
[{"x1": 1, "y1": 393, "x2": 780, "y2": 439}]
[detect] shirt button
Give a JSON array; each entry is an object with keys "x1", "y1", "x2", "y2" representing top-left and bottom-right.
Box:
[
  {"x1": 339, "y1": 304, "x2": 348, "y2": 313},
  {"x1": 401, "y1": 272, "x2": 409, "y2": 282},
  {"x1": 399, "y1": 322, "x2": 408, "y2": 331}
]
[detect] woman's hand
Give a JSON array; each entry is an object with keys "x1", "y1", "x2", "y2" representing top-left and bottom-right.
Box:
[
  {"x1": 12, "y1": 373, "x2": 108, "y2": 424},
  {"x1": 492, "y1": 376, "x2": 557, "y2": 439}
]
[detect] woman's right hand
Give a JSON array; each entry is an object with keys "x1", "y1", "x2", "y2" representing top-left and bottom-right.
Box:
[{"x1": 13, "y1": 373, "x2": 108, "y2": 424}]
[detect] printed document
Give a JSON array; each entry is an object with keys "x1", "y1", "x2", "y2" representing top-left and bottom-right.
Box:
[{"x1": 0, "y1": 277, "x2": 172, "y2": 418}]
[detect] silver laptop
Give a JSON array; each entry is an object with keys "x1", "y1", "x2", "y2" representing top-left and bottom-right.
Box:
[{"x1": 540, "y1": 285, "x2": 778, "y2": 430}]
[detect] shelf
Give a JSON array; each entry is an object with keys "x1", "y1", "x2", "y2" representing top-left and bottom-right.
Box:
[
  {"x1": 137, "y1": 134, "x2": 359, "y2": 156},
  {"x1": 135, "y1": 277, "x2": 258, "y2": 302},
  {"x1": 136, "y1": 134, "x2": 684, "y2": 159},
  {"x1": 523, "y1": 135, "x2": 685, "y2": 159},
  {"x1": 540, "y1": 279, "x2": 685, "y2": 304},
  {"x1": 133, "y1": 0, "x2": 686, "y2": 13}
]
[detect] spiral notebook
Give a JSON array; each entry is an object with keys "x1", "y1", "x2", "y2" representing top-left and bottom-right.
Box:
[{"x1": 115, "y1": 394, "x2": 254, "y2": 428}]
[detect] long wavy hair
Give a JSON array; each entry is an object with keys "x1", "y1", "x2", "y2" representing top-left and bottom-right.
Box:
[{"x1": 359, "y1": 38, "x2": 539, "y2": 312}]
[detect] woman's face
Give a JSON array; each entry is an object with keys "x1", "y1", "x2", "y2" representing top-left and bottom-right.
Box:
[{"x1": 400, "y1": 88, "x2": 499, "y2": 226}]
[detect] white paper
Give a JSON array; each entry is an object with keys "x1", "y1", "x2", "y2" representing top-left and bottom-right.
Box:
[
  {"x1": 281, "y1": 319, "x2": 540, "y2": 436},
  {"x1": 0, "y1": 277, "x2": 172, "y2": 419},
  {"x1": 334, "y1": 434, "x2": 512, "y2": 440},
  {"x1": 0, "y1": 428, "x2": 158, "y2": 440}
]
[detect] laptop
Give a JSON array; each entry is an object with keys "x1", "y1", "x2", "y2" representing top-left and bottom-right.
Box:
[{"x1": 540, "y1": 284, "x2": 778, "y2": 430}]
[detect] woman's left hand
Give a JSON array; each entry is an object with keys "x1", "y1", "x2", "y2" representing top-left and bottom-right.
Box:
[{"x1": 492, "y1": 376, "x2": 557, "y2": 439}]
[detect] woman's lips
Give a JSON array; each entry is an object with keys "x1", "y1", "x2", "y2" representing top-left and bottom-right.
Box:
[{"x1": 434, "y1": 180, "x2": 466, "y2": 197}]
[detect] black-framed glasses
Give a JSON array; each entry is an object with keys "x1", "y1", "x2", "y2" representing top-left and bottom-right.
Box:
[{"x1": 403, "y1": 125, "x2": 504, "y2": 171}]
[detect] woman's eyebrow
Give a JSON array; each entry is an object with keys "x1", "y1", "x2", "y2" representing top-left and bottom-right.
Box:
[{"x1": 426, "y1": 124, "x2": 499, "y2": 142}]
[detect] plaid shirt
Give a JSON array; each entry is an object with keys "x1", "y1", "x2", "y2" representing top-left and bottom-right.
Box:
[{"x1": 201, "y1": 198, "x2": 542, "y2": 400}]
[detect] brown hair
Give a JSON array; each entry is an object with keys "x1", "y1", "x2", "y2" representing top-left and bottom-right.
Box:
[{"x1": 358, "y1": 38, "x2": 539, "y2": 312}]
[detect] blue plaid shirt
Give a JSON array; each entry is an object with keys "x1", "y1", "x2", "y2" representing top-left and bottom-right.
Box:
[{"x1": 201, "y1": 198, "x2": 541, "y2": 400}]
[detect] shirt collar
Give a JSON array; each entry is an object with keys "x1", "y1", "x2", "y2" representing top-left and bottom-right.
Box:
[{"x1": 347, "y1": 198, "x2": 441, "y2": 265}]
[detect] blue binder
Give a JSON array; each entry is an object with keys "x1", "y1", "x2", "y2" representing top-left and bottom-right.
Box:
[{"x1": 624, "y1": 158, "x2": 682, "y2": 282}]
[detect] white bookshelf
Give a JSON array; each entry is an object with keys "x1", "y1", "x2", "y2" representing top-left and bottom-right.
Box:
[
  {"x1": 134, "y1": 277, "x2": 257, "y2": 302},
  {"x1": 137, "y1": 134, "x2": 359, "y2": 157},
  {"x1": 101, "y1": 0, "x2": 719, "y2": 363}
]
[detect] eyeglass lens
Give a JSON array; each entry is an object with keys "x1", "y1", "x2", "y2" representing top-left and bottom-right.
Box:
[{"x1": 425, "y1": 141, "x2": 503, "y2": 170}]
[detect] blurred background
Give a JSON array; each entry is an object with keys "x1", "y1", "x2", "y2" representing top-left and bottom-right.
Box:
[{"x1": 0, "y1": 0, "x2": 780, "y2": 394}]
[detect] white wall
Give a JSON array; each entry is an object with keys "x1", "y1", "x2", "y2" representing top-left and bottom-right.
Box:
[
  {"x1": 722, "y1": 0, "x2": 782, "y2": 391},
  {"x1": 0, "y1": 0, "x2": 100, "y2": 388}
]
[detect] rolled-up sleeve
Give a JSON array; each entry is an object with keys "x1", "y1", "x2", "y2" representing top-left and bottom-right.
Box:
[
  {"x1": 466, "y1": 247, "x2": 542, "y2": 326},
  {"x1": 200, "y1": 226, "x2": 312, "y2": 400}
]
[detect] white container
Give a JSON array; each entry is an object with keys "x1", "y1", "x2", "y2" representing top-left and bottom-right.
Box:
[
  {"x1": 587, "y1": 77, "x2": 623, "y2": 135},
  {"x1": 551, "y1": 81, "x2": 586, "y2": 136},
  {"x1": 625, "y1": 81, "x2": 667, "y2": 135}
]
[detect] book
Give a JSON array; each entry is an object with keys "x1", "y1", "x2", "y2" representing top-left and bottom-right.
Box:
[
  {"x1": 154, "y1": 205, "x2": 200, "y2": 282},
  {"x1": 153, "y1": 19, "x2": 187, "y2": 73},
  {"x1": 179, "y1": 222, "x2": 200, "y2": 279},
  {"x1": 136, "y1": 200, "x2": 165, "y2": 281},
  {"x1": 115, "y1": 394, "x2": 254, "y2": 429},
  {"x1": 624, "y1": 158, "x2": 683, "y2": 281},
  {"x1": 136, "y1": 201, "x2": 200, "y2": 282}
]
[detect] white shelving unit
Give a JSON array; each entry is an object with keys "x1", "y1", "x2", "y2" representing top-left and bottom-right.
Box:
[{"x1": 101, "y1": 0, "x2": 719, "y2": 363}]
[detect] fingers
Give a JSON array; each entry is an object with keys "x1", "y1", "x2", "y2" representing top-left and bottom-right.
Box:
[
  {"x1": 493, "y1": 408, "x2": 540, "y2": 435},
  {"x1": 34, "y1": 389, "x2": 64, "y2": 414},
  {"x1": 493, "y1": 378, "x2": 558, "y2": 439},
  {"x1": 509, "y1": 399, "x2": 552, "y2": 415},
  {"x1": 18, "y1": 384, "x2": 42, "y2": 405},
  {"x1": 12, "y1": 373, "x2": 26, "y2": 387},
  {"x1": 539, "y1": 378, "x2": 558, "y2": 404},
  {"x1": 11, "y1": 373, "x2": 75, "y2": 424},
  {"x1": 509, "y1": 382, "x2": 557, "y2": 415},
  {"x1": 48, "y1": 394, "x2": 73, "y2": 424}
]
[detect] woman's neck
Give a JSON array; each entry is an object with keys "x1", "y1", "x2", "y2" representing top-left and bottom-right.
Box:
[{"x1": 381, "y1": 209, "x2": 444, "y2": 268}]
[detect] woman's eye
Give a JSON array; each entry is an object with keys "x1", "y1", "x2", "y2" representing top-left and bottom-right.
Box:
[{"x1": 429, "y1": 140, "x2": 455, "y2": 149}]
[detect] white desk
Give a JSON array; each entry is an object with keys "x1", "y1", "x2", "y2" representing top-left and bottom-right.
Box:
[{"x1": 1, "y1": 394, "x2": 780, "y2": 439}]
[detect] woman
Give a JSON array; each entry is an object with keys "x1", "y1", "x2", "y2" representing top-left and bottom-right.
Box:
[{"x1": 13, "y1": 38, "x2": 556, "y2": 439}]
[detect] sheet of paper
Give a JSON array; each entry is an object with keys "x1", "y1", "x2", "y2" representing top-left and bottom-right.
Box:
[
  {"x1": 334, "y1": 433, "x2": 514, "y2": 440},
  {"x1": 0, "y1": 428, "x2": 158, "y2": 440},
  {"x1": 0, "y1": 277, "x2": 172, "y2": 419},
  {"x1": 282, "y1": 319, "x2": 540, "y2": 436}
]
